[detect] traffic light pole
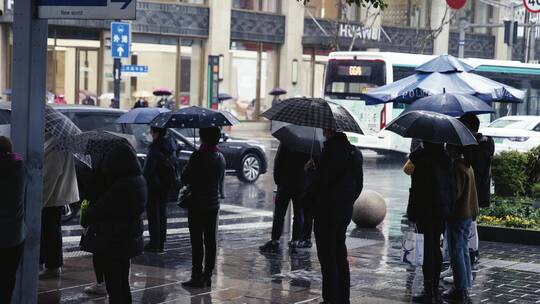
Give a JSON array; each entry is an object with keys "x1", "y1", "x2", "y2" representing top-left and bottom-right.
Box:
[
  {"x1": 11, "y1": 0, "x2": 48, "y2": 302},
  {"x1": 113, "y1": 57, "x2": 121, "y2": 108}
]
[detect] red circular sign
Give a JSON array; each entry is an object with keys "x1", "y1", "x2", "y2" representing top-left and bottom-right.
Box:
[
  {"x1": 524, "y1": 0, "x2": 540, "y2": 13},
  {"x1": 446, "y1": 0, "x2": 467, "y2": 9}
]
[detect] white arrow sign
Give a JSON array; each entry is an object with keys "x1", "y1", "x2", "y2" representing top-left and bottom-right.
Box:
[{"x1": 117, "y1": 46, "x2": 124, "y2": 57}]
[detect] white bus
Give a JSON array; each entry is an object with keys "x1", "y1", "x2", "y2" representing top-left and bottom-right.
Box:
[{"x1": 323, "y1": 51, "x2": 540, "y2": 155}]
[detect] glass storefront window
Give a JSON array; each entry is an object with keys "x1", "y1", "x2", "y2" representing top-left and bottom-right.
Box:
[
  {"x1": 304, "y1": 0, "x2": 340, "y2": 20},
  {"x1": 301, "y1": 49, "x2": 330, "y2": 98},
  {"x1": 233, "y1": 0, "x2": 279, "y2": 13},
  {"x1": 381, "y1": 0, "x2": 429, "y2": 28},
  {"x1": 225, "y1": 42, "x2": 278, "y2": 121}
]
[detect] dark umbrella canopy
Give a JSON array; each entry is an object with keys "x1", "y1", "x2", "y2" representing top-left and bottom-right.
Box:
[
  {"x1": 116, "y1": 107, "x2": 170, "y2": 124},
  {"x1": 385, "y1": 110, "x2": 477, "y2": 146},
  {"x1": 218, "y1": 93, "x2": 233, "y2": 101},
  {"x1": 151, "y1": 106, "x2": 240, "y2": 129},
  {"x1": 271, "y1": 122, "x2": 324, "y2": 155},
  {"x1": 261, "y1": 97, "x2": 364, "y2": 134},
  {"x1": 269, "y1": 88, "x2": 287, "y2": 96},
  {"x1": 363, "y1": 71, "x2": 525, "y2": 105},
  {"x1": 153, "y1": 88, "x2": 173, "y2": 96},
  {"x1": 63, "y1": 131, "x2": 137, "y2": 165},
  {"x1": 415, "y1": 54, "x2": 474, "y2": 73},
  {"x1": 402, "y1": 93, "x2": 494, "y2": 117}
]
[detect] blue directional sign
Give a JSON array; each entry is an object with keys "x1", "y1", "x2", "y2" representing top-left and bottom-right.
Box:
[
  {"x1": 111, "y1": 22, "x2": 131, "y2": 59},
  {"x1": 121, "y1": 65, "x2": 149, "y2": 74},
  {"x1": 38, "y1": 0, "x2": 136, "y2": 20}
]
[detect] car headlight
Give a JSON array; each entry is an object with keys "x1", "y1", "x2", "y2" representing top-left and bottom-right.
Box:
[{"x1": 507, "y1": 136, "x2": 529, "y2": 142}]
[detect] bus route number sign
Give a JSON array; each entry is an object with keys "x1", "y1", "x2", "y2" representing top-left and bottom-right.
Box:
[
  {"x1": 349, "y1": 66, "x2": 363, "y2": 76},
  {"x1": 525, "y1": 0, "x2": 540, "y2": 13}
]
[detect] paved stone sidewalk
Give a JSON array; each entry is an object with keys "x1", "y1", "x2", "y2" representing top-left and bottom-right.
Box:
[{"x1": 39, "y1": 223, "x2": 540, "y2": 304}]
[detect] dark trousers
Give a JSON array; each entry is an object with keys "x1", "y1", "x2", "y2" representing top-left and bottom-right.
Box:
[
  {"x1": 92, "y1": 254, "x2": 104, "y2": 284},
  {"x1": 0, "y1": 242, "x2": 24, "y2": 304},
  {"x1": 188, "y1": 208, "x2": 218, "y2": 276},
  {"x1": 418, "y1": 219, "x2": 445, "y2": 286},
  {"x1": 96, "y1": 254, "x2": 132, "y2": 304},
  {"x1": 271, "y1": 186, "x2": 304, "y2": 241},
  {"x1": 147, "y1": 195, "x2": 168, "y2": 249},
  {"x1": 40, "y1": 206, "x2": 64, "y2": 269},
  {"x1": 301, "y1": 207, "x2": 314, "y2": 241},
  {"x1": 314, "y1": 210, "x2": 352, "y2": 304}
]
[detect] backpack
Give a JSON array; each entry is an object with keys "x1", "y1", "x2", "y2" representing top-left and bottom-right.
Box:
[{"x1": 350, "y1": 146, "x2": 364, "y2": 200}]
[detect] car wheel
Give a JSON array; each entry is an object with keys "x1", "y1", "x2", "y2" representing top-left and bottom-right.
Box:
[
  {"x1": 61, "y1": 202, "x2": 80, "y2": 224},
  {"x1": 238, "y1": 153, "x2": 261, "y2": 183}
]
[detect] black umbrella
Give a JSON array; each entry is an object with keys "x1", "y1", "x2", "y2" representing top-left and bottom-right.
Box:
[
  {"x1": 151, "y1": 106, "x2": 240, "y2": 129},
  {"x1": 218, "y1": 93, "x2": 233, "y2": 102},
  {"x1": 63, "y1": 131, "x2": 137, "y2": 165},
  {"x1": 402, "y1": 93, "x2": 494, "y2": 117},
  {"x1": 269, "y1": 88, "x2": 287, "y2": 96},
  {"x1": 271, "y1": 122, "x2": 324, "y2": 155},
  {"x1": 385, "y1": 110, "x2": 477, "y2": 146},
  {"x1": 261, "y1": 97, "x2": 364, "y2": 134}
]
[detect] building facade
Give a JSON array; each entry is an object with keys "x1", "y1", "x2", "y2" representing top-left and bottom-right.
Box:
[{"x1": 0, "y1": 0, "x2": 532, "y2": 129}]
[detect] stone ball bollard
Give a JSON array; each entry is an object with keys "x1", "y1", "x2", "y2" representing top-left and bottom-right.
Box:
[{"x1": 352, "y1": 190, "x2": 387, "y2": 228}]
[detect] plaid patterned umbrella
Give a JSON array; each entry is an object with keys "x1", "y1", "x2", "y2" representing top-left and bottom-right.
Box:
[
  {"x1": 45, "y1": 105, "x2": 81, "y2": 139},
  {"x1": 261, "y1": 98, "x2": 363, "y2": 134}
]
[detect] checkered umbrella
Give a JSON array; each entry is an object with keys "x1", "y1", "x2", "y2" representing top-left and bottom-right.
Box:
[
  {"x1": 45, "y1": 105, "x2": 81, "y2": 139},
  {"x1": 63, "y1": 131, "x2": 137, "y2": 166},
  {"x1": 261, "y1": 98, "x2": 364, "y2": 134}
]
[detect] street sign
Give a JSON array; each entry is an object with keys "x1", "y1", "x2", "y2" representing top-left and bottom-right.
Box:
[
  {"x1": 111, "y1": 22, "x2": 131, "y2": 59},
  {"x1": 446, "y1": 0, "x2": 466, "y2": 10},
  {"x1": 121, "y1": 65, "x2": 149, "y2": 76},
  {"x1": 524, "y1": 0, "x2": 540, "y2": 13},
  {"x1": 38, "y1": 0, "x2": 136, "y2": 20}
]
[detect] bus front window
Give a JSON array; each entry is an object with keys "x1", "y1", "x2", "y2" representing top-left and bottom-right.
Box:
[{"x1": 324, "y1": 59, "x2": 386, "y2": 100}]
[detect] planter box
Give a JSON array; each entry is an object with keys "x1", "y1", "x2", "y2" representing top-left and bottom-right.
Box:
[{"x1": 478, "y1": 225, "x2": 540, "y2": 246}]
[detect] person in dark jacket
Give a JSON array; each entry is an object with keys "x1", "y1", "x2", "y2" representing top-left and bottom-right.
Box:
[
  {"x1": 181, "y1": 127, "x2": 226, "y2": 288},
  {"x1": 304, "y1": 130, "x2": 363, "y2": 304},
  {"x1": 443, "y1": 145, "x2": 479, "y2": 302},
  {"x1": 259, "y1": 144, "x2": 310, "y2": 252},
  {"x1": 0, "y1": 136, "x2": 25, "y2": 304},
  {"x1": 81, "y1": 143, "x2": 147, "y2": 303},
  {"x1": 143, "y1": 127, "x2": 177, "y2": 253},
  {"x1": 407, "y1": 141, "x2": 456, "y2": 304}
]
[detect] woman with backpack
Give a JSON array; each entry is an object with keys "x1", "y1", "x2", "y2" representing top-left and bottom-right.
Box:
[
  {"x1": 143, "y1": 127, "x2": 177, "y2": 253},
  {"x1": 181, "y1": 127, "x2": 226, "y2": 288}
]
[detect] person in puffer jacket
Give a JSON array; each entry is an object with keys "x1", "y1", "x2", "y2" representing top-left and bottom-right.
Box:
[{"x1": 81, "y1": 143, "x2": 147, "y2": 304}]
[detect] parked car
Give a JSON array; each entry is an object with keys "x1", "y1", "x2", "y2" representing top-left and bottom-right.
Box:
[{"x1": 479, "y1": 115, "x2": 540, "y2": 154}]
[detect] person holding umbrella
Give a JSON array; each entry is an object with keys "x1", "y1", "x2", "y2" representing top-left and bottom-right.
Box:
[
  {"x1": 259, "y1": 143, "x2": 310, "y2": 252},
  {"x1": 263, "y1": 98, "x2": 364, "y2": 304},
  {"x1": 180, "y1": 127, "x2": 226, "y2": 288},
  {"x1": 143, "y1": 127, "x2": 178, "y2": 253}
]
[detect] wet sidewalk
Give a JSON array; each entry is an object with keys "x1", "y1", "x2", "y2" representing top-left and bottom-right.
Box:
[{"x1": 39, "y1": 221, "x2": 540, "y2": 304}]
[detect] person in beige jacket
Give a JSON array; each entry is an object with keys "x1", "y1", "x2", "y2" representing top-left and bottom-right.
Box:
[{"x1": 39, "y1": 135, "x2": 79, "y2": 279}]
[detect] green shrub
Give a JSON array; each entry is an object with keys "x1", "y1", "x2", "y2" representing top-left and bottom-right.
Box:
[
  {"x1": 478, "y1": 197, "x2": 540, "y2": 230},
  {"x1": 526, "y1": 146, "x2": 540, "y2": 184},
  {"x1": 492, "y1": 151, "x2": 529, "y2": 197},
  {"x1": 531, "y1": 183, "x2": 540, "y2": 200}
]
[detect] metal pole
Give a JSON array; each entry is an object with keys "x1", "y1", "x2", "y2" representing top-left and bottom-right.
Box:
[
  {"x1": 530, "y1": 23, "x2": 537, "y2": 63},
  {"x1": 11, "y1": 0, "x2": 48, "y2": 303},
  {"x1": 458, "y1": 17, "x2": 466, "y2": 58},
  {"x1": 507, "y1": 4, "x2": 516, "y2": 61},
  {"x1": 113, "y1": 57, "x2": 121, "y2": 108}
]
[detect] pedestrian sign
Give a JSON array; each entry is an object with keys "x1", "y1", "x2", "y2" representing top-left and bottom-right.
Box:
[
  {"x1": 38, "y1": 0, "x2": 136, "y2": 20},
  {"x1": 111, "y1": 22, "x2": 131, "y2": 59}
]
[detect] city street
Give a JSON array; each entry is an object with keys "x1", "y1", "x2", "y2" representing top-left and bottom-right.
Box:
[{"x1": 38, "y1": 139, "x2": 540, "y2": 304}]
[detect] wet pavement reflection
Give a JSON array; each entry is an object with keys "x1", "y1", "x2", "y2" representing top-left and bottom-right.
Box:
[{"x1": 40, "y1": 139, "x2": 540, "y2": 303}]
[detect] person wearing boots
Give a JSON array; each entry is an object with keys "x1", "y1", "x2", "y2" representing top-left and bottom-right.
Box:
[
  {"x1": 181, "y1": 127, "x2": 226, "y2": 288},
  {"x1": 407, "y1": 141, "x2": 455, "y2": 304},
  {"x1": 259, "y1": 144, "x2": 310, "y2": 252}
]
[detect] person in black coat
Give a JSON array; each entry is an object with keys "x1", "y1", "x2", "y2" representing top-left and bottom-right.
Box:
[
  {"x1": 81, "y1": 143, "x2": 147, "y2": 303},
  {"x1": 304, "y1": 130, "x2": 363, "y2": 304},
  {"x1": 0, "y1": 136, "x2": 25, "y2": 304},
  {"x1": 259, "y1": 144, "x2": 310, "y2": 252},
  {"x1": 407, "y1": 141, "x2": 456, "y2": 304},
  {"x1": 143, "y1": 127, "x2": 177, "y2": 253},
  {"x1": 181, "y1": 127, "x2": 226, "y2": 288}
]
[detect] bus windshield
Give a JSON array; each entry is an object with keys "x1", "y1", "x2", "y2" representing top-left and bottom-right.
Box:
[{"x1": 324, "y1": 59, "x2": 386, "y2": 100}]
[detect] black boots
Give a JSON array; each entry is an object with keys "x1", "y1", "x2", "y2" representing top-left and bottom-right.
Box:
[
  {"x1": 181, "y1": 271, "x2": 212, "y2": 288},
  {"x1": 412, "y1": 280, "x2": 439, "y2": 304},
  {"x1": 443, "y1": 288, "x2": 469, "y2": 303}
]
